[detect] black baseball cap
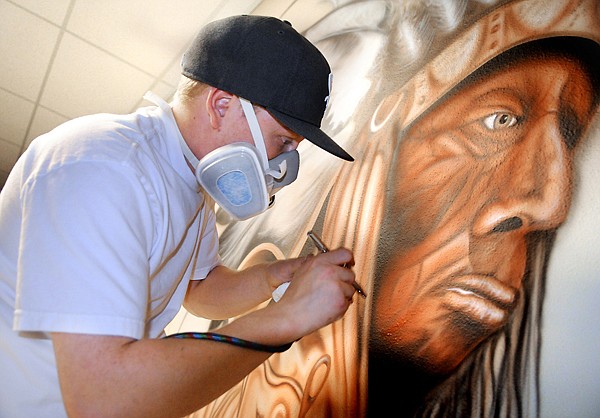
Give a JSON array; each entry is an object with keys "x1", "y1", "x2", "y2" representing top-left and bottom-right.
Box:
[{"x1": 181, "y1": 15, "x2": 353, "y2": 161}]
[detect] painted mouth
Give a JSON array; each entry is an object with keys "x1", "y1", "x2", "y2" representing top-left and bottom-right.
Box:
[{"x1": 444, "y1": 274, "x2": 517, "y2": 328}]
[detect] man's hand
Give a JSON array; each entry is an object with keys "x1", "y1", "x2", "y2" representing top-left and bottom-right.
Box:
[{"x1": 266, "y1": 248, "x2": 356, "y2": 337}]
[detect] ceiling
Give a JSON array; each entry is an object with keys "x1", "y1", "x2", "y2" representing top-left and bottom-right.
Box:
[{"x1": 0, "y1": 0, "x2": 334, "y2": 189}]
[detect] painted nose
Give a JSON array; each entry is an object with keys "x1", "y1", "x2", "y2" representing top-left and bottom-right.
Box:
[{"x1": 474, "y1": 112, "x2": 572, "y2": 236}]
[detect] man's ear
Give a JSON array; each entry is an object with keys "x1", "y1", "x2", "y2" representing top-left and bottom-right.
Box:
[{"x1": 206, "y1": 88, "x2": 232, "y2": 128}]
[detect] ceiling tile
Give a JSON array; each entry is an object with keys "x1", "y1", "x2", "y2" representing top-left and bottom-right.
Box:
[
  {"x1": 11, "y1": 0, "x2": 71, "y2": 25},
  {"x1": 0, "y1": 0, "x2": 336, "y2": 191},
  {"x1": 162, "y1": 62, "x2": 184, "y2": 89},
  {"x1": 0, "y1": 170, "x2": 9, "y2": 189},
  {"x1": 40, "y1": 33, "x2": 155, "y2": 118},
  {"x1": 65, "y1": 0, "x2": 259, "y2": 79},
  {"x1": 25, "y1": 107, "x2": 69, "y2": 149},
  {"x1": 0, "y1": 89, "x2": 35, "y2": 147},
  {"x1": 0, "y1": 139, "x2": 21, "y2": 174},
  {"x1": 0, "y1": 0, "x2": 60, "y2": 101},
  {"x1": 145, "y1": 81, "x2": 178, "y2": 104}
]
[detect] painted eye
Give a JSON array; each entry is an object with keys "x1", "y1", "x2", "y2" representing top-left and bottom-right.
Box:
[{"x1": 482, "y1": 112, "x2": 518, "y2": 130}]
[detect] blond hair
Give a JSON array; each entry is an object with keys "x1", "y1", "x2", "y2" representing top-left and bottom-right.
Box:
[{"x1": 174, "y1": 76, "x2": 209, "y2": 104}]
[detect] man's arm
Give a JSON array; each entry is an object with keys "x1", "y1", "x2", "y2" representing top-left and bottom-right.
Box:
[
  {"x1": 183, "y1": 255, "x2": 309, "y2": 319},
  {"x1": 53, "y1": 248, "x2": 355, "y2": 418},
  {"x1": 53, "y1": 321, "x2": 270, "y2": 418}
]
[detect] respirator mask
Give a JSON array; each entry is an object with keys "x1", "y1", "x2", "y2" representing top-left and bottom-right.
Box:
[{"x1": 179, "y1": 98, "x2": 300, "y2": 221}]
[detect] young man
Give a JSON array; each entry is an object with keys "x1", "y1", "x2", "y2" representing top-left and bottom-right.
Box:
[{"x1": 0, "y1": 15, "x2": 356, "y2": 417}]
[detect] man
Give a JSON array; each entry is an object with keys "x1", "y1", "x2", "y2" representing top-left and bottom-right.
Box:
[{"x1": 0, "y1": 15, "x2": 356, "y2": 418}]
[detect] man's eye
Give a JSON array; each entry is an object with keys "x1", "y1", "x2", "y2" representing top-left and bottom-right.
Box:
[
  {"x1": 281, "y1": 138, "x2": 297, "y2": 151},
  {"x1": 482, "y1": 113, "x2": 518, "y2": 130}
]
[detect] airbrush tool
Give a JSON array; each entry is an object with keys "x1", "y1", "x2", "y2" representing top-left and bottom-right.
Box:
[
  {"x1": 307, "y1": 230, "x2": 367, "y2": 299},
  {"x1": 271, "y1": 230, "x2": 367, "y2": 302}
]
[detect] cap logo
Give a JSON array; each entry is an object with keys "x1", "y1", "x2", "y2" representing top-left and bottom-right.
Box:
[{"x1": 324, "y1": 72, "x2": 333, "y2": 111}]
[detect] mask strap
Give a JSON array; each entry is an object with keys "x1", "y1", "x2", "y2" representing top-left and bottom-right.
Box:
[
  {"x1": 177, "y1": 132, "x2": 201, "y2": 168},
  {"x1": 239, "y1": 98, "x2": 287, "y2": 180}
]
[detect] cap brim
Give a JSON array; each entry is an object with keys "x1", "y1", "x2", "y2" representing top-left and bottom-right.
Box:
[{"x1": 268, "y1": 108, "x2": 354, "y2": 161}]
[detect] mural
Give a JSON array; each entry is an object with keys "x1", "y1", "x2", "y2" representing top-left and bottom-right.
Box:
[{"x1": 172, "y1": 0, "x2": 600, "y2": 416}]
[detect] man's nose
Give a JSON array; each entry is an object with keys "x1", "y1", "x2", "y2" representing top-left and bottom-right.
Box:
[{"x1": 473, "y1": 112, "x2": 572, "y2": 236}]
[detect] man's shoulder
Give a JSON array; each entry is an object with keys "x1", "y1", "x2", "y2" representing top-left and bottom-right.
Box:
[{"x1": 29, "y1": 108, "x2": 162, "y2": 166}]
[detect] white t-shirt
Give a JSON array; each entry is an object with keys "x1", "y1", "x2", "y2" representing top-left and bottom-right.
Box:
[{"x1": 0, "y1": 93, "x2": 221, "y2": 417}]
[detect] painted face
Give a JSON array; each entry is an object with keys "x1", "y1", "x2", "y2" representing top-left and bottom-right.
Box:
[{"x1": 372, "y1": 54, "x2": 595, "y2": 374}]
